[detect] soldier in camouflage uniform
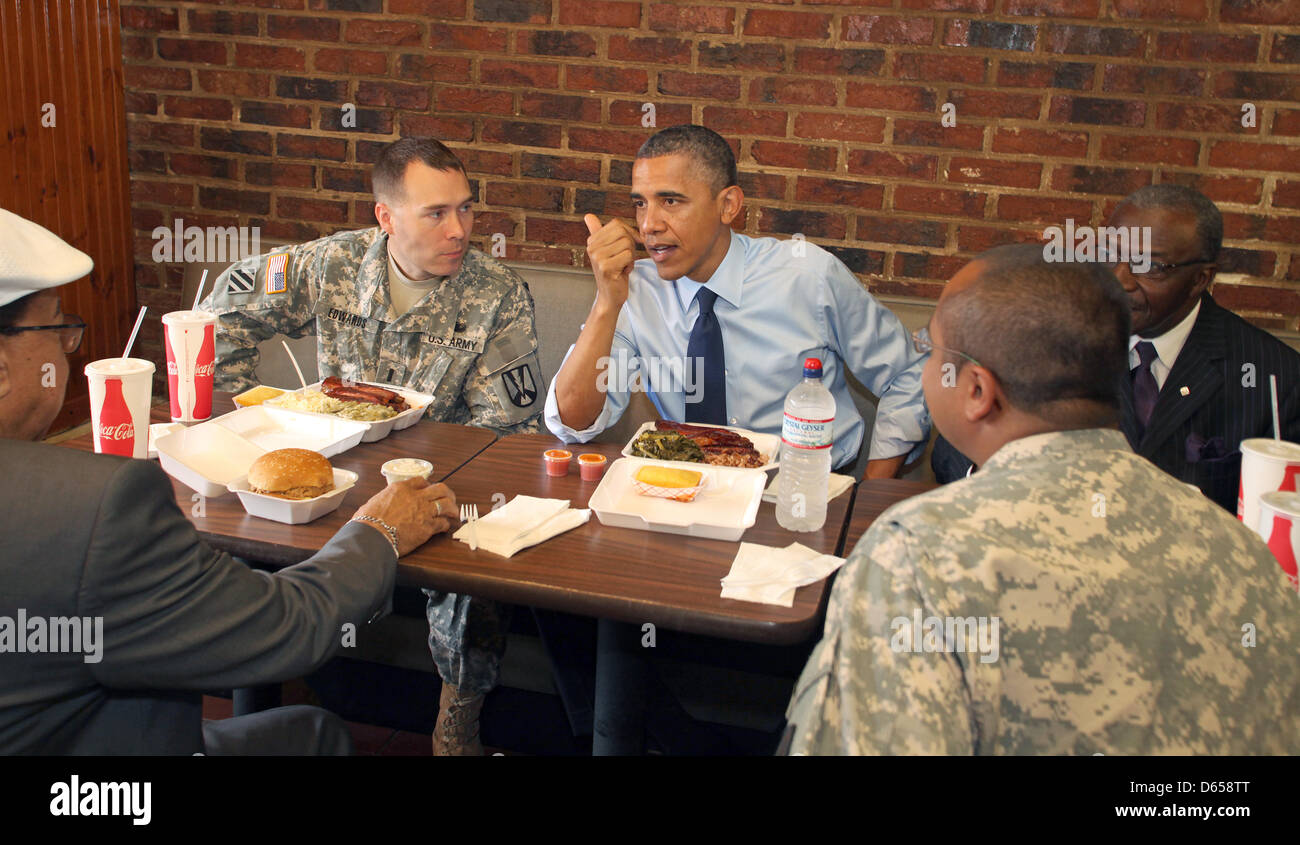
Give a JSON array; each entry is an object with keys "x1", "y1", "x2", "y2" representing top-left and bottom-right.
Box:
[
  {"x1": 200, "y1": 138, "x2": 543, "y2": 755},
  {"x1": 786, "y1": 245, "x2": 1300, "y2": 755}
]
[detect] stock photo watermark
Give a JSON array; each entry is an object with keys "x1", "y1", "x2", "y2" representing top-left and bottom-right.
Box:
[
  {"x1": 0, "y1": 609, "x2": 103, "y2": 664},
  {"x1": 595, "y1": 349, "x2": 706, "y2": 404},
  {"x1": 1042, "y1": 221, "x2": 1152, "y2": 272},
  {"x1": 890, "y1": 609, "x2": 1000, "y2": 664},
  {"x1": 50, "y1": 776, "x2": 151, "y2": 826},
  {"x1": 152, "y1": 218, "x2": 262, "y2": 264}
]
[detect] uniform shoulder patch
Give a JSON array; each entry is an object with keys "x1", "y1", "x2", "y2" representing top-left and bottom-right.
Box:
[
  {"x1": 265, "y1": 252, "x2": 289, "y2": 294},
  {"x1": 225, "y1": 268, "x2": 255, "y2": 295},
  {"x1": 500, "y1": 362, "x2": 538, "y2": 408}
]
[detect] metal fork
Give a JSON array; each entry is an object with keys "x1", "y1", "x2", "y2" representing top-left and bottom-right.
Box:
[{"x1": 460, "y1": 503, "x2": 479, "y2": 551}]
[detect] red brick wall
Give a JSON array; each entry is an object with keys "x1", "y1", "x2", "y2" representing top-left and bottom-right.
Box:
[{"x1": 123, "y1": 0, "x2": 1300, "y2": 372}]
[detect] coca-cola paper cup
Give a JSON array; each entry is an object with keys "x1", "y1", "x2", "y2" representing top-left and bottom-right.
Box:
[
  {"x1": 162, "y1": 310, "x2": 217, "y2": 423},
  {"x1": 1256, "y1": 491, "x2": 1300, "y2": 590},
  {"x1": 1237, "y1": 438, "x2": 1300, "y2": 531},
  {"x1": 85, "y1": 358, "x2": 155, "y2": 459}
]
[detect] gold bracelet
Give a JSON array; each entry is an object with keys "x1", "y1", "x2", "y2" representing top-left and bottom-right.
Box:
[{"x1": 351, "y1": 515, "x2": 400, "y2": 557}]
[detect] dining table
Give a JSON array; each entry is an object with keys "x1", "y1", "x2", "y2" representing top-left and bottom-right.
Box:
[{"x1": 59, "y1": 396, "x2": 936, "y2": 754}]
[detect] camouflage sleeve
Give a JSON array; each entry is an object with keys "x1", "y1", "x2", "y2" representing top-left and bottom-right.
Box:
[
  {"x1": 199, "y1": 243, "x2": 318, "y2": 394},
  {"x1": 465, "y1": 279, "x2": 545, "y2": 436},
  {"x1": 787, "y1": 520, "x2": 975, "y2": 755}
]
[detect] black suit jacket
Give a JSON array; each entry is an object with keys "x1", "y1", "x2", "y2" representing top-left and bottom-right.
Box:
[
  {"x1": 1118, "y1": 293, "x2": 1300, "y2": 513},
  {"x1": 0, "y1": 439, "x2": 397, "y2": 755},
  {"x1": 932, "y1": 294, "x2": 1300, "y2": 513}
]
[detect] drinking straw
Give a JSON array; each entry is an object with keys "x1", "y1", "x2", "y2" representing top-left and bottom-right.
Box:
[
  {"x1": 1271, "y1": 375, "x2": 1281, "y2": 441},
  {"x1": 282, "y1": 340, "x2": 308, "y2": 389},
  {"x1": 191, "y1": 269, "x2": 208, "y2": 310},
  {"x1": 121, "y1": 306, "x2": 147, "y2": 359}
]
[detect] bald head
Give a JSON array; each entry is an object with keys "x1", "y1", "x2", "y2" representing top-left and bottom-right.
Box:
[{"x1": 937, "y1": 244, "x2": 1131, "y2": 426}]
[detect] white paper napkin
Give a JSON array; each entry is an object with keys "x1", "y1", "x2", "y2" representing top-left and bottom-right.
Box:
[
  {"x1": 452, "y1": 495, "x2": 590, "y2": 558},
  {"x1": 762, "y1": 472, "x2": 855, "y2": 504},
  {"x1": 720, "y1": 542, "x2": 847, "y2": 607}
]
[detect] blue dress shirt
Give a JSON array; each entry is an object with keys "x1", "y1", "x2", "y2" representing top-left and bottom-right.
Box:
[{"x1": 543, "y1": 232, "x2": 931, "y2": 470}]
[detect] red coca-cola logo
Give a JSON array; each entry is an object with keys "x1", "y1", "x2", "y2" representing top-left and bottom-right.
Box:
[
  {"x1": 167, "y1": 361, "x2": 178, "y2": 375},
  {"x1": 98, "y1": 422, "x2": 135, "y2": 441},
  {"x1": 195, "y1": 362, "x2": 215, "y2": 378}
]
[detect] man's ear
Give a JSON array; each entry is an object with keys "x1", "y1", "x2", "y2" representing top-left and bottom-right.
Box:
[
  {"x1": 963, "y1": 365, "x2": 1000, "y2": 424},
  {"x1": 718, "y1": 185, "x2": 744, "y2": 226},
  {"x1": 1191, "y1": 263, "x2": 1216, "y2": 300},
  {"x1": 374, "y1": 202, "x2": 393, "y2": 233},
  {"x1": 0, "y1": 350, "x2": 11, "y2": 402}
]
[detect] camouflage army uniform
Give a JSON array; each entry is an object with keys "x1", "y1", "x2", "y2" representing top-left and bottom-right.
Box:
[
  {"x1": 786, "y1": 428, "x2": 1300, "y2": 755},
  {"x1": 201, "y1": 227, "x2": 544, "y2": 696}
]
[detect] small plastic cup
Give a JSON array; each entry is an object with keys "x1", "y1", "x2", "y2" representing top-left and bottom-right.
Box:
[
  {"x1": 381, "y1": 458, "x2": 433, "y2": 486},
  {"x1": 578, "y1": 453, "x2": 608, "y2": 481},
  {"x1": 544, "y1": 449, "x2": 572, "y2": 477}
]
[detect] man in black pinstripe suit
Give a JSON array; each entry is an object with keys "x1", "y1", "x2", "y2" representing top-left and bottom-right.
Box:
[{"x1": 932, "y1": 185, "x2": 1300, "y2": 516}]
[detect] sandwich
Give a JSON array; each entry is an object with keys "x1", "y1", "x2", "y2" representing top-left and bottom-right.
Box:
[{"x1": 247, "y1": 448, "x2": 335, "y2": 500}]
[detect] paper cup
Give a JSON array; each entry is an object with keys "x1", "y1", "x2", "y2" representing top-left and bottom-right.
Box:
[
  {"x1": 162, "y1": 310, "x2": 217, "y2": 423},
  {"x1": 1256, "y1": 491, "x2": 1300, "y2": 590},
  {"x1": 85, "y1": 358, "x2": 155, "y2": 459},
  {"x1": 1237, "y1": 438, "x2": 1300, "y2": 531},
  {"x1": 381, "y1": 458, "x2": 433, "y2": 486},
  {"x1": 544, "y1": 449, "x2": 572, "y2": 477}
]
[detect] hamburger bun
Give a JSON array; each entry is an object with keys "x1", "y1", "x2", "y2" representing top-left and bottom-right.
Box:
[{"x1": 247, "y1": 448, "x2": 334, "y2": 500}]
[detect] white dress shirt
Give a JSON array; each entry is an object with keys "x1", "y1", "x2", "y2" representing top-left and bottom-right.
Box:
[
  {"x1": 544, "y1": 232, "x2": 931, "y2": 469},
  {"x1": 1129, "y1": 300, "x2": 1201, "y2": 391}
]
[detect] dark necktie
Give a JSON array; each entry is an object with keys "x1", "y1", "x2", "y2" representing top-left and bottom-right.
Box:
[
  {"x1": 1132, "y1": 340, "x2": 1159, "y2": 437},
  {"x1": 685, "y1": 286, "x2": 726, "y2": 424}
]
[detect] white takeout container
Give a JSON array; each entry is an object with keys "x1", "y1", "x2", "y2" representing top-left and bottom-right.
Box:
[
  {"x1": 265, "y1": 380, "x2": 432, "y2": 442},
  {"x1": 212, "y1": 405, "x2": 369, "y2": 458},
  {"x1": 227, "y1": 468, "x2": 358, "y2": 525},
  {"x1": 155, "y1": 423, "x2": 267, "y2": 498},
  {"x1": 148, "y1": 422, "x2": 187, "y2": 460},
  {"x1": 621, "y1": 421, "x2": 780, "y2": 472},
  {"x1": 589, "y1": 457, "x2": 766, "y2": 542}
]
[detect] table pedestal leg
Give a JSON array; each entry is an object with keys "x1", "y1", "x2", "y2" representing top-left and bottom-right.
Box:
[
  {"x1": 232, "y1": 684, "x2": 282, "y2": 716},
  {"x1": 593, "y1": 618, "x2": 649, "y2": 756}
]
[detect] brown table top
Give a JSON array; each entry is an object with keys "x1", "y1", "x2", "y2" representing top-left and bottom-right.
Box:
[
  {"x1": 61, "y1": 393, "x2": 498, "y2": 566},
  {"x1": 394, "y1": 433, "x2": 856, "y2": 645},
  {"x1": 841, "y1": 478, "x2": 938, "y2": 556}
]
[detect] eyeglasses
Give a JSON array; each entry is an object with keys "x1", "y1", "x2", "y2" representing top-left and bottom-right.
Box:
[
  {"x1": 0, "y1": 314, "x2": 86, "y2": 354},
  {"x1": 1099, "y1": 249, "x2": 1210, "y2": 280},
  {"x1": 912, "y1": 326, "x2": 983, "y2": 369}
]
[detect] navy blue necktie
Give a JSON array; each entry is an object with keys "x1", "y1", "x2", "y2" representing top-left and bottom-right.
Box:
[
  {"x1": 1132, "y1": 340, "x2": 1159, "y2": 438},
  {"x1": 685, "y1": 286, "x2": 726, "y2": 425}
]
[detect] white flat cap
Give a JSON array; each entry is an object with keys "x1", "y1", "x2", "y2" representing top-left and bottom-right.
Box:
[{"x1": 0, "y1": 207, "x2": 94, "y2": 307}]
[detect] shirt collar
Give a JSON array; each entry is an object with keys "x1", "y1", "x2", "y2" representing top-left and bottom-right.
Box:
[
  {"x1": 1128, "y1": 299, "x2": 1201, "y2": 370},
  {"x1": 981, "y1": 428, "x2": 1133, "y2": 473},
  {"x1": 673, "y1": 232, "x2": 744, "y2": 313}
]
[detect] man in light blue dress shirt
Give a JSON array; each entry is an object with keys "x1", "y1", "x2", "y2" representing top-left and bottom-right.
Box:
[{"x1": 545, "y1": 124, "x2": 929, "y2": 477}]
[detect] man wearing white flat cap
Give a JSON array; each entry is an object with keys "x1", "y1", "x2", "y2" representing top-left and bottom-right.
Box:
[{"x1": 0, "y1": 208, "x2": 458, "y2": 754}]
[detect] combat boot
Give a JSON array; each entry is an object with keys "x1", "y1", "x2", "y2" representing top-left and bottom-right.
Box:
[{"x1": 431, "y1": 683, "x2": 484, "y2": 756}]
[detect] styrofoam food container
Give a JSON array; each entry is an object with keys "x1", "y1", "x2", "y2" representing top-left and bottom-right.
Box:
[
  {"x1": 148, "y1": 422, "x2": 187, "y2": 460},
  {"x1": 227, "y1": 468, "x2": 358, "y2": 525},
  {"x1": 589, "y1": 457, "x2": 766, "y2": 542},
  {"x1": 211, "y1": 405, "x2": 368, "y2": 458},
  {"x1": 266, "y1": 380, "x2": 432, "y2": 442},
  {"x1": 155, "y1": 423, "x2": 267, "y2": 498},
  {"x1": 621, "y1": 421, "x2": 780, "y2": 472}
]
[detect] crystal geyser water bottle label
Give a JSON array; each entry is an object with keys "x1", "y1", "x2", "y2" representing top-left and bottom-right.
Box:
[{"x1": 781, "y1": 412, "x2": 833, "y2": 450}]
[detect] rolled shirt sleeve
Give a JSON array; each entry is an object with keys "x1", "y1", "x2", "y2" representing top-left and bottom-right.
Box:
[{"x1": 822, "y1": 254, "x2": 931, "y2": 464}]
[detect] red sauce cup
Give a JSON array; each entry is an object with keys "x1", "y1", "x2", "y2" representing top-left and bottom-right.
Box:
[
  {"x1": 578, "y1": 453, "x2": 608, "y2": 481},
  {"x1": 544, "y1": 448, "x2": 572, "y2": 477}
]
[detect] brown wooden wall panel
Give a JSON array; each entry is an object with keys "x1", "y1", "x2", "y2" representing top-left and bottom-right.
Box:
[{"x1": 1, "y1": 0, "x2": 134, "y2": 433}]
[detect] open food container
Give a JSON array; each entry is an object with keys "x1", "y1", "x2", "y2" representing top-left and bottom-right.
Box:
[
  {"x1": 621, "y1": 421, "x2": 780, "y2": 472},
  {"x1": 227, "y1": 468, "x2": 359, "y2": 525},
  {"x1": 263, "y1": 380, "x2": 432, "y2": 442},
  {"x1": 154, "y1": 423, "x2": 268, "y2": 498},
  {"x1": 588, "y1": 457, "x2": 766, "y2": 542},
  {"x1": 211, "y1": 405, "x2": 368, "y2": 459}
]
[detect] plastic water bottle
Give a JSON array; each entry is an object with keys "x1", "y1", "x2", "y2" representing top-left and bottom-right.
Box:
[{"x1": 776, "y1": 357, "x2": 835, "y2": 532}]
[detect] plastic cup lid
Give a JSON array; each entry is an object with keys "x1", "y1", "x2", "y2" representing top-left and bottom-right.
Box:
[{"x1": 1259, "y1": 490, "x2": 1300, "y2": 518}]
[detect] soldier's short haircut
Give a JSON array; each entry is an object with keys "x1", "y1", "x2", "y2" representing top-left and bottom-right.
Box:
[
  {"x1": 372, "y1": 138, "x2": 467, "y2": 204},
  {"x1": 1118, "y1": 184, "x2": 1223, "y2": 262},
  {"x1": 941, "y1": 243, "x2": 1131, "y2": 423},
  {"x1": 635, "y1": 125, "x2": 738, "y2": 195}
]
